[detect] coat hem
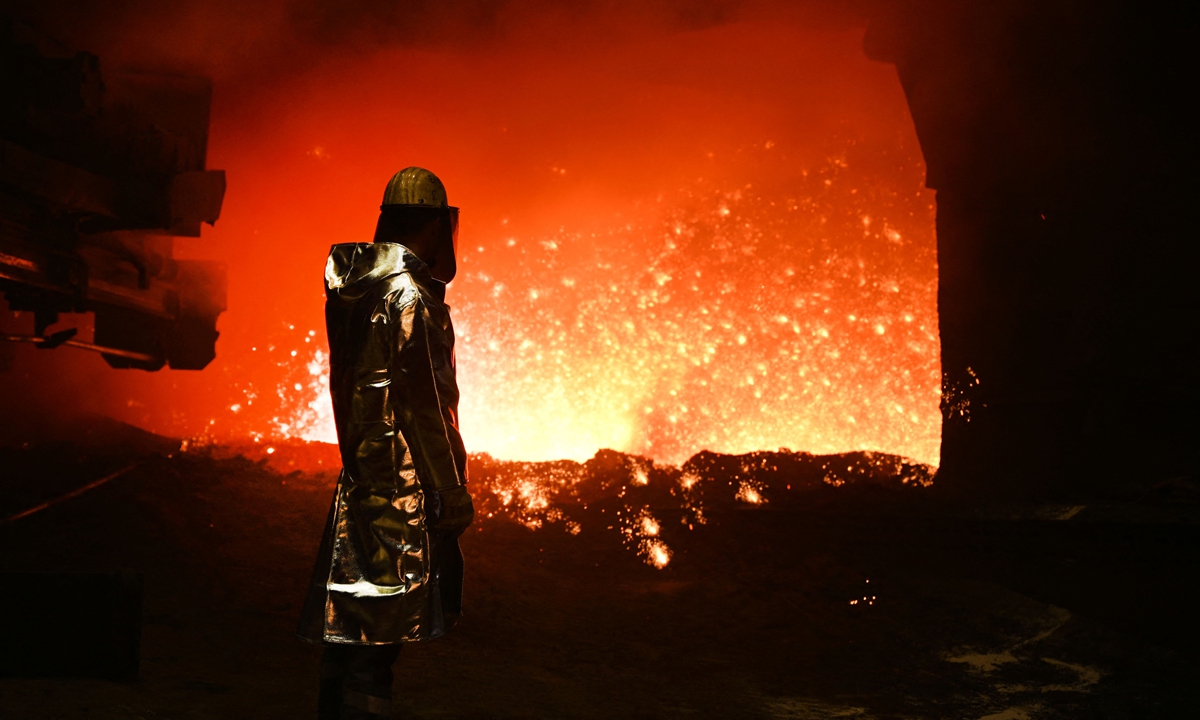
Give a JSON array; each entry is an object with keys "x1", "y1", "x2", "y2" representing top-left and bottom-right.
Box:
[{"x1": 295, "y1": 630, "x2": 444, "y2": 646}]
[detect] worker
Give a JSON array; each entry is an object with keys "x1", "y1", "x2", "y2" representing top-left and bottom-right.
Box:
[{"x1": 298, "y1": 167, "x2": 474, "y2": 719}]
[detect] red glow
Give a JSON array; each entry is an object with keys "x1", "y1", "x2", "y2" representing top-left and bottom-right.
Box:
[{"x1": 8, "y1": 20, "x2": 940, "y2": 466}]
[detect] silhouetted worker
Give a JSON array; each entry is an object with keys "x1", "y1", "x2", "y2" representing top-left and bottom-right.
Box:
[{"x1": 298, "y1": 167, "x2": 474, "y2": 719}]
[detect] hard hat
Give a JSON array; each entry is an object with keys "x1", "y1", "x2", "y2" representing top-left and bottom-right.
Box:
[
  {"x1": 379, "y1": 167, "x2": 460, "y2": 283},
  {"x1": 382, "y1": 167, "x2": 449, "y2": 208}
]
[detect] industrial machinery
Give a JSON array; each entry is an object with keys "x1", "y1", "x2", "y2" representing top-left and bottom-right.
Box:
[{"x1": 0, "y1": 16, "x2": 226, "y2": 371}]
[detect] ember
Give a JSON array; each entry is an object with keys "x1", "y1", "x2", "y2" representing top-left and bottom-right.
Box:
[{"x1": 460, "y1": 446, "x2": 934, "y2": 569}]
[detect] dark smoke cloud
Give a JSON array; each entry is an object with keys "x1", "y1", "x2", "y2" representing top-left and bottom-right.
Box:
[{"x1": 4, "y1": 0, "x2": 868, "y2": 95}]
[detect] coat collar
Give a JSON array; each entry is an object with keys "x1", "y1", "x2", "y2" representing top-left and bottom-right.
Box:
[{"x1": 324, "y1": 243, "x2": 445, "y2": 301}]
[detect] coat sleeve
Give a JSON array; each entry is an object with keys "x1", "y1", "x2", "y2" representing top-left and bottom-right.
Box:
[{"x1": 390, "y1": 296, "x2": 469, "y2": 493}]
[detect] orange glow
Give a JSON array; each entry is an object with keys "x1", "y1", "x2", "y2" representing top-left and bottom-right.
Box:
[
  {"x1": 14, "y1": 19, "x2": 939, "y2": 469},
  {"x1": 622, "y1": 508, "x2": 673, "y2": 568},
  {"x1": 736, "y1": 482, "x2": 765, "y2": 505},
  {"x1": 646, "y1": 541, "x2": 672, "y2": 569},
  {"x1": 641, "y1": 515, "x2": 661, "y2": 537},
  {"x1": 226, "y1": 24, "x2": 937, "y2": 467}
]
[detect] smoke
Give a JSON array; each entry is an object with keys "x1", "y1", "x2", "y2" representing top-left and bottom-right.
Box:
[{"x1": 5, "y1": 1, "x2": 867, "y2": 88}]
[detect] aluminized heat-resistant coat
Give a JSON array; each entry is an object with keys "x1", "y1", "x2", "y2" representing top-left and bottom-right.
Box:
[{"x1": 298, "y1": 242, "x2": 473, "y2": 645}]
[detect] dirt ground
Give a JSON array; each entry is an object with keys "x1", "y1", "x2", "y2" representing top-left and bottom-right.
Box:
[{"x1": 0, "y1": 419, "x2": 1197, "y2": 719}]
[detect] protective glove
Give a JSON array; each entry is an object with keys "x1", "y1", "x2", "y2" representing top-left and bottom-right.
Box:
[{"x1": 431, "y1": 485, "x2": 474, "y2": 537}]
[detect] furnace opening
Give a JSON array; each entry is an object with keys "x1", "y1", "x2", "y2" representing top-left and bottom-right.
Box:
[{"x1": 3, "y1": 18, "x2": 941, "y2": 468}]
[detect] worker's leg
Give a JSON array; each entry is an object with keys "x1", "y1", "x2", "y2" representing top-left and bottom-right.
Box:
[{"x1": 318, "y1": 643, "x2": 401, "y2": 719}]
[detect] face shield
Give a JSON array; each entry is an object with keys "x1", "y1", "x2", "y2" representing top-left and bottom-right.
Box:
[
  {"x1": 431, "y1": 206, "x2": 459, "y2": 284},
  {"x1": 376, "y1": 204, "x2": 460, "y2": 283}
]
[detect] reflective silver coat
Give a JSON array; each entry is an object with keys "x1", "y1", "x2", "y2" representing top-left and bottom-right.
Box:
[{"x1": 299, "y1": 243, "x2": 471, "y2": 645}]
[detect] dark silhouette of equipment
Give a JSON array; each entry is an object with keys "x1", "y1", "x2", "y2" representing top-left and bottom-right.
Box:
[
  {"x1": 865, "y1": 1, "x2": 1197, "y2": 500},
  {"x1": 0, "y1": 17, "x2": 226, "y2": 371}
]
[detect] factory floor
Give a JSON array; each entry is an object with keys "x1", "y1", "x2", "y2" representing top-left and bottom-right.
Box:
[{"x1": 0, "y1": 420, "x2": 1196, "y2": 719}]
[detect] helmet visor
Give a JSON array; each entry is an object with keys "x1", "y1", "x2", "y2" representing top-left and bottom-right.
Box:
[
  {"x1": 447, "y1": 206, "x2": 459, "y2": 258},
  {"x1": 431, "y1": 206, "x2": 459, "y2": 283}
]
